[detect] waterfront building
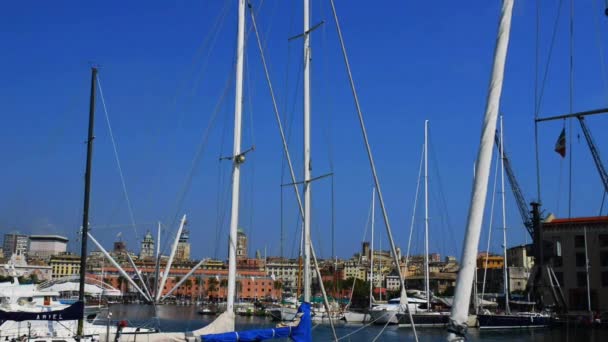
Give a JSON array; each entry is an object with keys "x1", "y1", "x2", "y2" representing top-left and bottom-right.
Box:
[
  {"x1": 28, "y1": 235, "x2": 68, "y2": 261},
  {"x1": 429, "y1": 253, "x2": 441, "y2": 263},
  {"x1": 385, "y1": 270, "x2": 401, "y2": 291},
  {"x1": 265, "y1": 257, "x2": 300, "y2": 290},
  {"x1": 94, "y1": 262, "x2": 280, "y2": 301},
  {"x1": 507, "y1": 244, "x2": 534, "y2": 269},
  {"x1": 3, "y1": 233, "x2": 29, "y2": 259},
  {"x1": 343, "y1": 259, "x2": 366, "y2": 281},
  {"x1": 405, "y1": 272, "x2": 457, "y2": 295},
  {"x1": 542, "y1": 215, "x2": 608, "y2": 311},
  {"x1": 139, "y1": 230, "x2": 155, "y2": 259},
  {"x1": 476, "y1": 253, "x2": 504, "y2": 269},
  {"x1": 49, "y1": 253, "x2": 81, "y2": 279}
]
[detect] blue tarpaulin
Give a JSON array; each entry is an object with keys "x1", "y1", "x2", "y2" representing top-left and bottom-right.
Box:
[{"x1": 201, "y1": 303, "x2": 311, "y2": 342}]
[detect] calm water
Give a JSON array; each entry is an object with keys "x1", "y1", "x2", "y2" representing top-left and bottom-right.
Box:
[{"x1": 100, "y1": 304, "x2": 607, "y2": 341}]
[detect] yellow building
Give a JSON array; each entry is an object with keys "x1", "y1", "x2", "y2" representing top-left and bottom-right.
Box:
[
  {"x1": 476, "y1": 253, "x2": 504, "y2": 269},
  {"x1": 49, "y1": 253, "x2": 81, "y2": 279},
  {"x1": 343, "y1": 261, "x2": 366, "y2": 281}
]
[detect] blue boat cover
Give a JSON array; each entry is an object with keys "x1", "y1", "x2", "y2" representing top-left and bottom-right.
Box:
[
  {"x1": 201, "y1": 302, "x2": 311, "y2": 342},
  {"x1": 0, "y1": 301, "x2": 84, "y2": 324}
]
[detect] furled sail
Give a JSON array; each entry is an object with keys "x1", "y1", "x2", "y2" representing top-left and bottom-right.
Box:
[{"x1": 200, "y1": 303, "x2": 311, "y2": 342}]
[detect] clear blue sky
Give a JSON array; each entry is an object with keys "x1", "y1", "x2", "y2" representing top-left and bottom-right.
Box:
[{"x1": 2, "y1": 1, "x2": 608, "y2": 261}]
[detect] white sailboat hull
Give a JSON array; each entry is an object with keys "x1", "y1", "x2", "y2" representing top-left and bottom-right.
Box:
[{"x1": 343, "y1": 311, "x2": 370, "y2": 323}]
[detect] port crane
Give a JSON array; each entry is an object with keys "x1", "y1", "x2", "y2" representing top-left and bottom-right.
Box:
[{"x1": 494, "y1": 133, "x2": 534, "y2": 238}]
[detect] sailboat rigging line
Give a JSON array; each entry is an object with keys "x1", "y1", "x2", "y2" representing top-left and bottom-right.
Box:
[
  {"x1": 534, "y1": 0, "x2": 564, "y2": 118},
  {"x1": 248, "y1": 3, "x2": 338, "y2": 336},
  {"x1": 428, "y1": 130, "x2": 457, "y2": 257},
  {"x1": 534, "y1": 0, "x2": 542, "y2": 203},
  {"x1": 280, "y1": 172, "x2": 334, "y2": 186},
  {"x1": 287, "y1": 21, "x2": 325, "y2": 41},
  {"x1": 405, "y1": 144, "x2": 424, "y2": 272},
  {"x1": 163, "y1": 67, "x2": 233, "y2": 256},
  {"x1": 309, "y1": 243, "x2": 338, "y2": 341},
  {"x1": 592, "y1": 0, "x2": 608, "y2": 213},
  {"x1": 568, "y1": 0, "x2": 574, "y2": 219},
  {"x1": 328, "y1": 0, "x2": 418, "y2": 340},
  {"x1": 372, "y1": 311, "x2": 398, "y2": 342},
  {"x1": 592, "y1": 0, "x2": 608, "y2": 104},
  {"x1": 480, "y1": 152, "x2": 499, "y2": 312},
  {"x1": 96, "y1": 76, "x2": 138, "y2": 238}
]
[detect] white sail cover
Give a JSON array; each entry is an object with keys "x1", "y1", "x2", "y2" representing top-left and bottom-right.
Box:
[{"x1": 129, "y1": 310, "x2": 235, "y2": 342}]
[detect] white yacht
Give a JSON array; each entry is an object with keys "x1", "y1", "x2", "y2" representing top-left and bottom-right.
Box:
[{"x1": 369, "y1": 296, "x2": 428, "y2": 325}]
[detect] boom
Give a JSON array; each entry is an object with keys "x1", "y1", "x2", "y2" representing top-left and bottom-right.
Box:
[
  {"x1": 494, "y1": 132, "x2": 534, "y2": 238},
  {"x1": 577, "y1": 117, "x2": 608, "y2": 195}
]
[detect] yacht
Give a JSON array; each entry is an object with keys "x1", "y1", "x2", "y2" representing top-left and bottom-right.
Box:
[{"x1": 370, "y1": 296, "x2": 428, "y2": 325}]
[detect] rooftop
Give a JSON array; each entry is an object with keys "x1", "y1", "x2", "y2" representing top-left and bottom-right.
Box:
[
  {"x1": 29, "y1": 235, "x2": 69, "y2": 242},
  {"x1": 544, "y1": 215, "x2": 608, "y2": 227}
]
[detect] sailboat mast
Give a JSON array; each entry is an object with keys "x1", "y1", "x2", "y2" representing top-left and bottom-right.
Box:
[
  {"x1": 448, "y1": 0, "x2": 514, "y2": 338},
  {"x1": 77, "y1": 66, "x2": 97, "y2": 337},
  {"x1": 370, "y1": 187, "x2": 375, "y2": 309},
  {"x1": 424, "y1": 120, "x2": 430, "y2": 310},
  {"x1": 154, "y1": 221, "x2": 161, "y2": 298},
  {"x1": 302, "y1": 0, "x2": 312, "y2": 303},
  {"x1": 499, "y1": 115, "x2": 510, "y2": 314},
  {"x1": 227, "y1": 0, "x2": 246, "y2": 313}
]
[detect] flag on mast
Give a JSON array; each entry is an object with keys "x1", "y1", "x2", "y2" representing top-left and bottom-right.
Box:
[{"x1": 554, "y1": 128, "x2": 566, "y2": 158}]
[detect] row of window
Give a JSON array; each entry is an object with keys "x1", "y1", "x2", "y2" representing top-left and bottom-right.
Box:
[
  {"x1": 554, "y1": 271, "x2": 608, "y2": 287},
  {"x1": 574, "y1": 234, "x2": 608, "y2": 248}
]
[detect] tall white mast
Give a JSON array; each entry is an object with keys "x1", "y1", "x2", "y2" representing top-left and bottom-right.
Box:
[
  {"x1": 424, "y1": 119, "x2": 430, "y2": 310},
  {"x1": 227, "y1": 0, "x2": 246, "y2": 313},
  {"x1": 448, "y1": 0, "x2": 513, "y2": 339},
  {"x1": 302, "y1": 0, "x2": 312, "y2": 303},
  {"x1": 499, "y1": 115, "x2": 510, "y2": 314},
  {"x1": 369, "y1": 187, "x2": 375, "y2": 309}
]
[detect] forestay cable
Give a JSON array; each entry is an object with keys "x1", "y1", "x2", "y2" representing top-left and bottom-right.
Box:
[
  {"x1": 97, "y1": 76, "x2": 138, "y2": 237},
  {"x1": 328, "y1": 0, "x2": 418, "y2": 339}
]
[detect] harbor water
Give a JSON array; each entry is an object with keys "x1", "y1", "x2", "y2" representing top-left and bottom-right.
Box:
[{"x1": 99, "y1": 304, "x2": 607, "y2": 341}]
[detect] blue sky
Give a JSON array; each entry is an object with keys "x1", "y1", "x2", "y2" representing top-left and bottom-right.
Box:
[{"x1": 1, "y1": 1, "x2": 608, "y2": 261}]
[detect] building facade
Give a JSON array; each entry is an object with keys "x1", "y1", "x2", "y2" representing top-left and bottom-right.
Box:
[
  {"x1": 542, "y1": 216, "x2": 608, "y2": 311},
  {"x1": 3, "y1": 233, "x2": 29, "y2": 259},
  {"x1": 507, "y1": 244, "x2": 534, "y2": 269},
  {"x1": 49, "y1": 253, "x2": 81, "y2": 279},
  {"x1": 477, "y1": 253, "x2": 504, "y2": 269},
  {"x1": 265, "y1": 258, "x2": 300, "y2": 290},
  {"x1": 28, "y1": 235, "x2": 68, "y2": 261}
]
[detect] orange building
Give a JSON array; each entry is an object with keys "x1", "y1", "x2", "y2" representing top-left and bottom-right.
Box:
[
  {"x1": 93, "y1": 261, "x2": 281, "y2": 301},
  {"x1": 476, "y1": 253, "x2": 504, "y2": 269}
]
